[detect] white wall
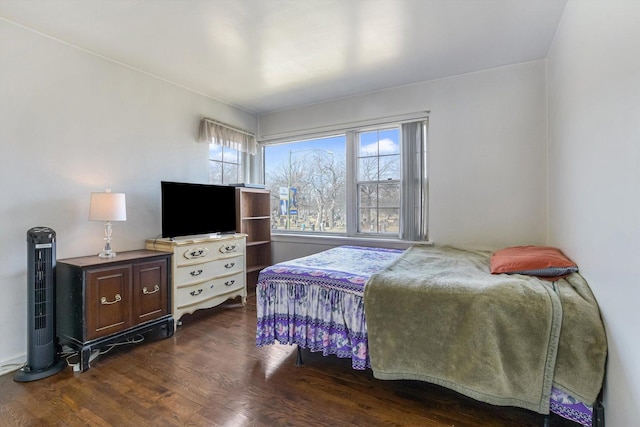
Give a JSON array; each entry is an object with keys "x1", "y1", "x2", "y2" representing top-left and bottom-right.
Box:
[
  {"x1": 0, "y1": 20, "x2": 256, "y2": 373},
  {"x1": 260, "y1": 60, "x2": 549, "y2": 261},
  {"x1": 547, "y1": 2, "x2": 640, "y2": 425}
]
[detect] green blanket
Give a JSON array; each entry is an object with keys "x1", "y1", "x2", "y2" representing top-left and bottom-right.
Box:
[{"x1": 364, "y1": 245, "x2": 607, "y2": 414}]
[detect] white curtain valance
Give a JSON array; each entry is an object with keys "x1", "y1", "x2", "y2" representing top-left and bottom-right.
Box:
[{"x1": 198, "y1": 118, "x2": 257, "y2": 155}]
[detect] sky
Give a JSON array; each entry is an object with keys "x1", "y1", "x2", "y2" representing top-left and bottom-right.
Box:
[
  {"x1": 263, "y1": 135, "x2": 347, "y2": 179},
  {"x1": 263, "y1": 129, "x2": 400, "y2": 179}
]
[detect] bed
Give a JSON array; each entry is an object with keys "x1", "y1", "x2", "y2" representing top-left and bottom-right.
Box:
[{"x1": 256, "y1": 245, "x2": 607, "y2": 426}]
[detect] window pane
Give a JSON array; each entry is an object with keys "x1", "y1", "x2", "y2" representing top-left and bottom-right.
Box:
[
  {"x1": 379, "y1": 155, "x2": 400, "y2": 180},
  {"x1": 358, "y1": 209, "x2": 378, "y2": 233},
  {"x1": 209, "y1": 161, "x2": 222, "y2": 184},
  {"x1": 358, "y1": 184, "x2": 378, "y2": 208},
  {"x1": 359, "y1": 131, "x2": 379, "y2": 156},
  {"x1": 223, "y1": 163, "x2": 239, "y2": 184},
  {"x1": 378, "y1": 182, "x2": 400, "y2": 207},
  {"x1": 209, "y1": 144, "x2": 223, "y2": 161},
  {"x1": 222, "y1": 147, "x2": 240, "y2": 163},
  {"x1": 209, "y1": 144, "x2": 242, "y2": 185},
  {"x1": 379, "y1": 129, "x2": 400, "y2": 154},
  {"x1": 378, "y1": 208, "x2": 400, "y2": 233},
  {"x1": 358, "y1": 157, "x2": 378, "y2": 181},
  {"x1": 264, "y1": 135, "x2": 346, "y2": 234}
]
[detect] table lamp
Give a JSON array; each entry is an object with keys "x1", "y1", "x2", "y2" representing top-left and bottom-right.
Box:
[{"x1": 89, "y1": 189, "x2": 127, "y2": 258}]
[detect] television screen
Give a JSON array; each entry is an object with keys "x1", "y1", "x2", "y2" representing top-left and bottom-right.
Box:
[{"x1": 161, "y1": 181, "x2": 237, "y2": 239}]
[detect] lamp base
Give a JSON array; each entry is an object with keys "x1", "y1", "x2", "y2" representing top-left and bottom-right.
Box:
[
  {"x1": 99, "y1": 224, "x2": 116, "y2": 258},
  {"x1": 98, "y1": 250, "x2": 116, "y2": 258}
]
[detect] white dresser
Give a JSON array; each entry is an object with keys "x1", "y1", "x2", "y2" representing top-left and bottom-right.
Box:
[{"x1": 146, "y1": 234, "x2": 247, "y2": 327}]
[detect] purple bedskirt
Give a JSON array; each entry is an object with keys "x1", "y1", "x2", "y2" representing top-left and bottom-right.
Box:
[{"x1": 256, "y1": 246, "x2": 593, "y2": 426}]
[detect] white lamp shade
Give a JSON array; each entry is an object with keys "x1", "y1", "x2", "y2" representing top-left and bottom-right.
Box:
[{"x1": 89, "y1": 192, "x2": 127, "y2": 221}]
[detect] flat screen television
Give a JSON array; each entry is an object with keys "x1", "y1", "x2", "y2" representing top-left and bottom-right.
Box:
[{"x1": 161, "y1": 181, "x2": 237, "y2": 239}]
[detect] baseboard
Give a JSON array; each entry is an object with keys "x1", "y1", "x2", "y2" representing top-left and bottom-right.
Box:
[{"x1": 0, "y1": 354, "x2": 26, "y2": 377}]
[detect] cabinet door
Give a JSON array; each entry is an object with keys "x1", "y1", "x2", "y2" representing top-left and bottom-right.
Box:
[
  {"x1": 86, "y1": 266, "x2": 133, "y2": 340},
  {"x1": 132, "y1": 259, "x2": 168, "y2": 323}
]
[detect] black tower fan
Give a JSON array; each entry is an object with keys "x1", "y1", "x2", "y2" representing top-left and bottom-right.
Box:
[{"x1": 14, "y1": 227, "x2": 66, "y2": 382}]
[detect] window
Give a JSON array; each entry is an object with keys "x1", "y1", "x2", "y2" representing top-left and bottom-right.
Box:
[
  {"x1": 209, "y1": 144, "x2": 241, "y2": 184},
  {"x1": 264, "y1": 136, "x2": 346, "y2": 233},
  {"x1": 199, "y1": 117, "x2": 256, "y2": 185},
  {"x1": 357, "y1": 128, "x2": 400, "y2": 235},
  {"x1": 262, "y1": 118, "x2": 427, "y2": 240}
]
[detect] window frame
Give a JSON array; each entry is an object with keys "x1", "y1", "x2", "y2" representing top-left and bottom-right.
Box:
[
  {"x1": 260, "y1": 113, "x2": 428, "y2": 242},
  {"x1": 351, "y1": 127, "x2": 402, "y2": 237}
]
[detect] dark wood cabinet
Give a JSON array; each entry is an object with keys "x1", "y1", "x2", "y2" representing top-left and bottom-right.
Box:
[{"x1": 56, "y1": 250, "x2": 173, "y2": 371}]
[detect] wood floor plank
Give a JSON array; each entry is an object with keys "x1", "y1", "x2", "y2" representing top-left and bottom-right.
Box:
[{"x1": 0, "y1": 295, "x2": 582, "y2": 426}]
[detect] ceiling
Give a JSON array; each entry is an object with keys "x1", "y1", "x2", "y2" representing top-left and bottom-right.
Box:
[{"x1": 0, "y1": 0, "x2": 567, "y2": 115}]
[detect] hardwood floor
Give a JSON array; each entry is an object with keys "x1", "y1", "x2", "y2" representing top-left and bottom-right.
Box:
[{"x1": 0, "y1": 294, "x2": 583, "y2": 426}]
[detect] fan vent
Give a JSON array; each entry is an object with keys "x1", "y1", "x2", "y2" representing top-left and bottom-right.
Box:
[{"x1": 34, "y1": 248, "x2": 53, "y2": 337}]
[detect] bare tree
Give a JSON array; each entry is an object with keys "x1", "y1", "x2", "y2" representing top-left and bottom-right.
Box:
[
  {"x1": 305, "y1": 152, "x2": 345, "y2": 230},
  {"x1": 265, "y1": 150, "x2": 345, "y2": 231},
  {"x1": 356, "y1": 153, "x2": 400, "y2": 233}
]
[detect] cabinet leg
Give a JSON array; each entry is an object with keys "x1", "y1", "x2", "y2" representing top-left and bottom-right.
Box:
[
  {"x1": 80, "y1": 346, "x2": 92, "y2": 372},
  {"x1": 166, "y1": 318, "x2": 175, "y2": 338}
]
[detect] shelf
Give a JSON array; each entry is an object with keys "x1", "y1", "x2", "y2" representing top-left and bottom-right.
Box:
[
  {"x1": 247, "y1": 264, "x2": 270, "y2": 274},
  {"x1": 235, "y1": 187, "x2": 272, "y2": 289},
  {"x1": 247, "y1": 240, "x2": 270, "y2": 247},
  {"x1": 238, "y1": 189, "x2": 270, "y2": 218}
]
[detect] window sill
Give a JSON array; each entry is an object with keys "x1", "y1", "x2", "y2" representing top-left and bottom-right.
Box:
[{"x1": 271, "y1": 232, "x2": 432, "y2": 249}]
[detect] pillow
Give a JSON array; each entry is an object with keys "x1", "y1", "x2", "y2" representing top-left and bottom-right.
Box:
[{"x1": 490, "y1": 245, "x2": 578, "y2": 279}]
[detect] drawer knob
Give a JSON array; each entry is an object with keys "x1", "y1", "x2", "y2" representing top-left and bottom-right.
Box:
[
  {"x1": 143, "y1": 285, "x2": 160, "y2": 295},
  {"x1": 224, "y1": 262, "x2": 235, "y2": 269},
  {"x1": 219, "y1": 244, "x2": 237, "y2": 253},
  {"x1": 190, "y1": 269, "x2": 204, "y2": 277},
  {"x1": 224, "y1": 280, "x2": 235, "y2": 287},
  {"x1": 184, "y1": 247, "x2": 209, "y2": 259},
  {"x1": 100, "y1": 294, "x2": 122, "y2": 305},
  {"x1": 190, "y1": 289, "x2": 203, "y2": 296}
]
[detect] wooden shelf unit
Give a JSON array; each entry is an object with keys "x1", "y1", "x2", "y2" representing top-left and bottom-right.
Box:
[{"x1": 235, "y1": 187, "x2": 272, "y2": 289}]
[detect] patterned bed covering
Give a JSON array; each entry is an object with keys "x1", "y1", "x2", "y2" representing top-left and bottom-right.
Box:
[{"x1": 255, "y1": 246, "x2": 593, "y2": 426}]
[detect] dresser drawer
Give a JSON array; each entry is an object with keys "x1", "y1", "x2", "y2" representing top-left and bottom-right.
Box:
[
  {"x1": 174, "y1": 255, "x2": 244, "y2": 285},
  {"x1": 176, "y1": 238, "x2": 244, "y2": 266},
  {"x1": 175, "y1": 272, "x2": 245, "y2": 309}
]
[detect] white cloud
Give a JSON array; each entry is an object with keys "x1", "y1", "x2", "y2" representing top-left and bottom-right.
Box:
[{"x1": 361, "y1": 138, "x2": 398, "y2": 155}]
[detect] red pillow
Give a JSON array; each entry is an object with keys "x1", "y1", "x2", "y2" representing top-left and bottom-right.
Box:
[{"x1": 490, "y1": 246, "x2": 578, "y2": 279}]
